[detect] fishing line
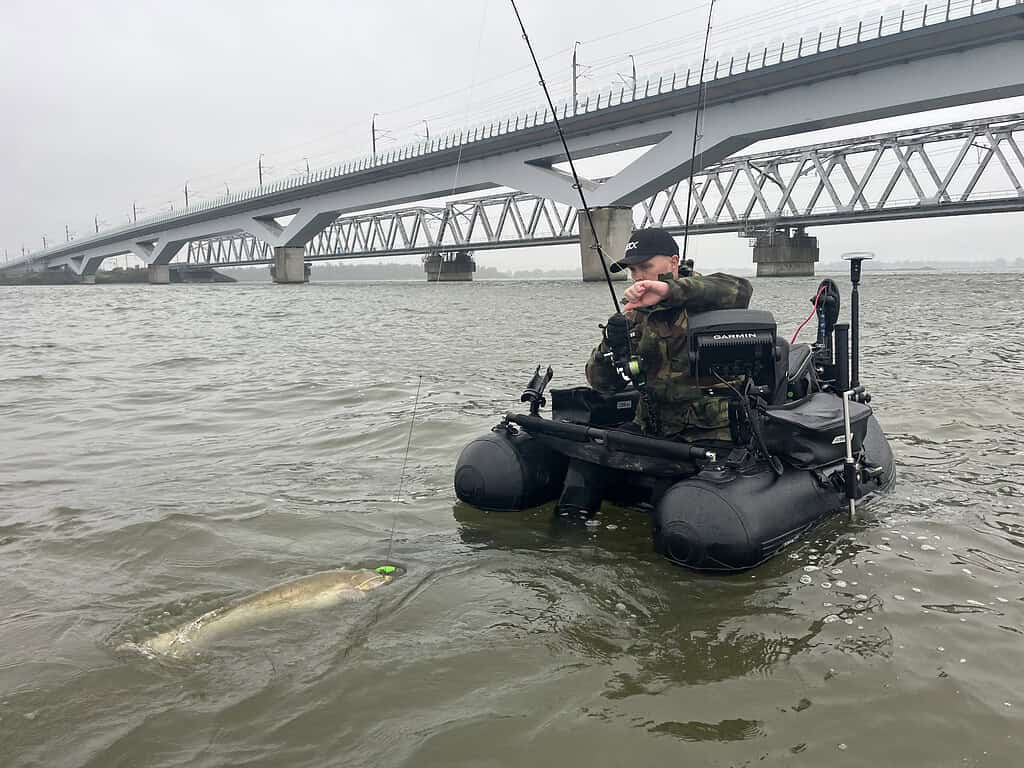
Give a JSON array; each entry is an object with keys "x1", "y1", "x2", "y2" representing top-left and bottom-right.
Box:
[
  {"x1": 427, "y1": 0, "x2": 490, "y2": 288},
  {"x1": 388, "y1": 7, "x2": 485, "y2": 571},
  {"x1": 681, "y1": 0, "x2": 716, "y2": 265},
  {"x1": 383, "y1": 374, "x2": 423, "y2": 565},
  {"x1": 453, "y1": 0, "x2": 490, "y2": 199}
]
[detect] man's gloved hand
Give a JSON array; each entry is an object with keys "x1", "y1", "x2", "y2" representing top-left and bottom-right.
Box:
[{"x1": 604, "y1": 312, "x2": 631, "y2": 361}]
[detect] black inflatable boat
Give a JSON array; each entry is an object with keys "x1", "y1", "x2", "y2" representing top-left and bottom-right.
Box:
[{"x1": 455, "y1": 257, "x2": 895, "y2": 572}]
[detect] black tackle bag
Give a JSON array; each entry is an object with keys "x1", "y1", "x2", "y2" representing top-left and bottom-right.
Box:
[{"x1": 762, "y1": 392, "x2": 871, "y2": 469}]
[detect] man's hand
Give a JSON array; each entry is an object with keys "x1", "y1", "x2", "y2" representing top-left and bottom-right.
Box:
[
  {"x1": 623, "y1": 280, "x2": 669, "y2": 311},
  {"x1": 604, "y1": 313, "x2": 631, "y2": 361}
]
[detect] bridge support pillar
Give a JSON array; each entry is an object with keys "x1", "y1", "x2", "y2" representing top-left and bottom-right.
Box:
[
  {"x1": 80, "y1": 274, "x2": 96, "y2": 285},
  {"x1": 147, "y1": 264, "x2": 170, "y2": 284},
  {"x1": 579, "y1": 207, "x2": 630, "y2": 282},
  {"x1": 752, "y1": 226, "x2": 819, "y2": 277},
  {"x1": 272, "y1": 247, "x2": 309, "y2": 284},
  {"x1": 424, "y1": 250, "x2": 475, "y2": 282}
]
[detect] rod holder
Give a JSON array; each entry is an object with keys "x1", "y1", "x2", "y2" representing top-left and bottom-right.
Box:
[{"x1": 842, "y1": 252, "x2": 872, "y2": 388}]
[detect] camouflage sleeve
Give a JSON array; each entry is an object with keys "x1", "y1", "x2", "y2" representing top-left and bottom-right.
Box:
[
  {"x1": 585, "y1": 339, "x2": 627, "y2": 394},
  {"x1": 661, "y1": 272, "x2": 753, "y2": 313}
]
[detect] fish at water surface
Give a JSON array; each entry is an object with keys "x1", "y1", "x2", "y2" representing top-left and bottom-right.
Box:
[{"x1": 126, "y1": 567, "x2": 398, "y2": 659}]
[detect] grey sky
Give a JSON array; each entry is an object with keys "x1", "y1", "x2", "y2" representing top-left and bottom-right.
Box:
[{"x1": 1, "y1": 0, "x2": 1021, "y2": 270}]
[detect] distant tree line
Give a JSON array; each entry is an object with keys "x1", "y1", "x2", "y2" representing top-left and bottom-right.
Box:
[{"x1": 818, "y1": 256, "x2": 1024, "y2": 272}]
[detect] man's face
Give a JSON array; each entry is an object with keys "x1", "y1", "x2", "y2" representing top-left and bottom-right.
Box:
[{"x1": 627, "y1": 253, "x2": 679, "y2": 282}]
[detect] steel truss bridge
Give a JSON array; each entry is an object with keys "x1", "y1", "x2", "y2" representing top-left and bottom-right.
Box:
[
  {"x1": 187, "y1": 112, "x2": 1024, "y2": 265},
  {"x1": 4, "y1": 0, "x2": 1022, "y2": 279}
]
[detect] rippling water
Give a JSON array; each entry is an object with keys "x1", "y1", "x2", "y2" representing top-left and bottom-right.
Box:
[{"x1": 2, "y1": 273, "x2": 1022, "y2": 767}]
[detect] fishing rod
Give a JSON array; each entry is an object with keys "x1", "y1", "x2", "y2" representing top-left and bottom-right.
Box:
[
  {"x1": 508, "y1": 1, "x2": 718, "y2": 434},
  {"x1": 508, "y1": 0, "x2": 620, "y2": 314},
  {"x1": 681, "y1": 0, "x2": 716, "y2": 264},
  {"x1": 509, "y1": 0, "x2": 665, "y2": 429}
]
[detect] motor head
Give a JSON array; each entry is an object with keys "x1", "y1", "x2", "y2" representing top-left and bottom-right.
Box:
[
  {"x1": 842, "y1": 251, "x2": 874, "y2": 286},
  {"x1": 814, "y1": 278, "x2": 841, "y2": 346}
]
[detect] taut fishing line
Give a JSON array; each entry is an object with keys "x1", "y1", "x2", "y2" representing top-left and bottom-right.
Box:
[
  {"x1": 451, "y1": 0, "x2": 490, "y2": 200},
  {"x1": 428, "y1": 0, "x2": 489, "y2": 290},
  {"x1": 381, "y1": 6, "x2": 488, "y2": 573},
  {"x1": 383, "y1": 374, "x2": 423, "y2": 566}
]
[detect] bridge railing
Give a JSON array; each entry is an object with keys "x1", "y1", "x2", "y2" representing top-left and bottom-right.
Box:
[{"x1": 15, "y1": 0, "x2": 1021, "y2": 268}]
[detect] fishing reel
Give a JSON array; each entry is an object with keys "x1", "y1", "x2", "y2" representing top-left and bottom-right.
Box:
[
  {"x1": 601, "y1": 314, "x2": 662, "y2": 433},
  {"x1": 601, "y1": 313, "x2": 646, "y2": 387}
]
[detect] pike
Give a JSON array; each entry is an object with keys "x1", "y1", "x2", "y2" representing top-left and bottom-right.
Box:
[{"x1": 128, "y1": 567, "x2": 398, "y2": 659}]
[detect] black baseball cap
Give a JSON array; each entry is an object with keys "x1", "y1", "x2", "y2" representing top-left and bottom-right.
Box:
[{"x1": 609, "y1": 227, "x2": 680, "y2": 273}]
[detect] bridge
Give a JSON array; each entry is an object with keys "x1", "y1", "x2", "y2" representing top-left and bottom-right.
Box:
[
  {"x1": 186, "y1": 111, "x2": 1024, "y2": 276},
  {"x1": 3, "y1": 0, "x2": 1024, "y2": 282}
]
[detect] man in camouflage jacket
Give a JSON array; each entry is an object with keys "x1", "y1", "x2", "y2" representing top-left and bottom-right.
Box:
[{"x1": 586, "y1": 227, "x2": 753, "y2": 440}]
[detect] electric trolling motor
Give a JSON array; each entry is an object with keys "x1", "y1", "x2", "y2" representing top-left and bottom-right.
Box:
[
  {"x1": 811, "y1": 278, "x2": 842, "y2": 386},
  {"x1": 838, "y1": 252, "x2": 883, "y2": 516}
]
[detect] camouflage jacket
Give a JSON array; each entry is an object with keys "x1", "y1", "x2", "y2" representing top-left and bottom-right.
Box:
[{"x1": 585, "y1": 272, "x2": 754, "y2": 438}]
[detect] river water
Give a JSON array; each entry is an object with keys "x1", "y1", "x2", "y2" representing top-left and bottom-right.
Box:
[{"x1": 1, "y1": 272, "x2": 1022, "y2": 767}]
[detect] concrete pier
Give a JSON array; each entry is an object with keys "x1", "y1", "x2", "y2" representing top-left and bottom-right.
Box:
[
  {"x1": 147, "y1": 264, "x2": 170, "y2": 284},
  {"x1": 81, "y1": 274, "x2": 96, "y2": 285},
  {"x1": 424, "y1": 250, "x2": 475, "y2": 282},
  {"x1": 579, "y1": 207, "x2": 630, "y2": 282},
  {"x1": 272, "y1": 247, "x2": 308, "y2": 284},
  {"x1": 752, "y1": 226, "x2": 819, "y2": 277}
]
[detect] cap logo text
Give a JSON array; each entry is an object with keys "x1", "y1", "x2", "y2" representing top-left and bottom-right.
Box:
[{"x1": 624, "y1": 241, "x2": 639, "y2": 252}]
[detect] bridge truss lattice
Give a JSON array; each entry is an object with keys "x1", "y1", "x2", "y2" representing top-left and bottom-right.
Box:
[{"x1": 187, "y1": 112, "x2": 1024, "y2": 265}]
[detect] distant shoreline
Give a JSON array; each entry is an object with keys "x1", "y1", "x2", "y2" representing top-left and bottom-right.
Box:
[{"x1": 4, "y1": 262, "x2": 1021, "y2": 287}]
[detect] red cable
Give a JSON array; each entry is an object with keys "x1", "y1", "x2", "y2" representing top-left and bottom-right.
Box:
[{"x1": 790, "y1": 283, "x2": 827, "y2": 345}]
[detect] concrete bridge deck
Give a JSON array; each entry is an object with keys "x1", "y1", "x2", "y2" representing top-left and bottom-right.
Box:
[{"x1": 3, "y1": 0, "x2": 1023, "y2": 282}]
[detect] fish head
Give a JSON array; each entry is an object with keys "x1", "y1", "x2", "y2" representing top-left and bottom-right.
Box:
[
  {"x1": 313, "y1": 565, "x2": 404, "y2": 594},
  {"x1": 350, "y1": 564, "x2": 405, "y2": 590}
]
